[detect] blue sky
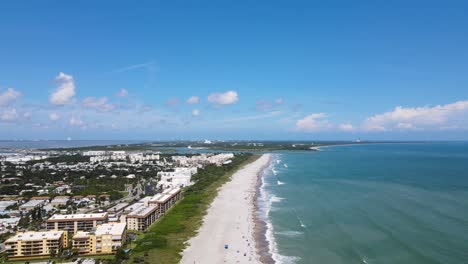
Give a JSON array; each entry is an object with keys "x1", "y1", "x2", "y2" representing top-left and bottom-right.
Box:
[{"x1": 1, "y1": 0, "x2": 468, "y2": 140}]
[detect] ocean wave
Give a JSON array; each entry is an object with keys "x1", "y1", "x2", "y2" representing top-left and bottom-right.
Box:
[
  {"x1": 277, "y1": 180, "x2": 285, "y2": 185},
  {"x1": 258, "y1": 154, "x2": 300, "y2": 264},
  {"x1": 271, "y1": 195, "x2": 284, "y2": 203},
  {"x1": 275, "y1": 230, "x2": 304, "y2": 237}
]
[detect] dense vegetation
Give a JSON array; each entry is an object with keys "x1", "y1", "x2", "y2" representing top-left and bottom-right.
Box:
[{"x1": 126, "y1": 153, "x2": 257, "y2": 264}]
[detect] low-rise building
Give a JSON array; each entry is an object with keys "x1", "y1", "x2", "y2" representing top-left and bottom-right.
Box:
[
  {"x1": 0, "y1": 200, "x2": 17, "y2": 211},
  {"x1": 72, "y1": 223, "x2": 126, "y2": 255},
  {"x1": 148, "y1": 187, "x2": 182, "y2": 214},
  {"x1": 126, "y1": 205, "x2": 159, "y2": 231},
  {"x1": 19, "y1": 199, "x2": 45, "y2": 212},
  {"x1": 4, "y1": 230, "x2": 68, "y2": 259},
  {"x1": 50, "y1": 196, "x2": 70, "y2": 207},
  {"x1": 47, "y1": 213, "x2": 108, "y2": 234}
]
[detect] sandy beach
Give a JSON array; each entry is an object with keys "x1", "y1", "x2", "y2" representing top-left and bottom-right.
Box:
[{"x1": 181, "y1": 154, "x2": 271, "y2": 264}]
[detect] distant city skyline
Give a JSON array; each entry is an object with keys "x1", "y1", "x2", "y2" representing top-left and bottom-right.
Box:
[{"x1": 1, "y1": 1, "x2": 467, "y2": 140}]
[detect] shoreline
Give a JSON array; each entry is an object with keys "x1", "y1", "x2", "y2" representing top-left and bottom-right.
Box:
[
  {"x1": 181, "y1": 154, "x2": 271, "y2": 264},
  {"x1": 253, "y1": 155, "x2": 275, "y2": 264}
]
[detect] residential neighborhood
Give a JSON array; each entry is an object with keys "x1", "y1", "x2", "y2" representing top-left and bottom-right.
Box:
[{"x1": 0, "y1": 150, "x2": 234, "y2": 262}]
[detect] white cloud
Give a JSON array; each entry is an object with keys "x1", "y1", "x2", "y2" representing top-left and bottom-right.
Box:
[
  {"x1": 0, "y1": 88, "x2": 22, "y2": 106},
  {"x1": 82, "y1": 97, "x2": 115, "y2": 112},
  {"x1": 0, "y1": 109, "x2": 19, "y2": 122},
  {"x1": 275, "y1": 98, "x2": 284, "y2": 105},
  {"x1": 192, "y1": 109, "x2": 200, "y2": 116},
  {"x1": 49, "y1": 112, "x2": 61, "y2": 121},
  {"x1": 69, "y1": 116, "x2": 84, "y2": 126},
  {"x1": 187, "y1": 96, "x2": 199, "y2": 104},
  {"x1": 294, "y1": 113, "x2": 331, "y2": 132},
  {"x1": 363, "y1": 100, "x2": 468, "y2": 131},
  {"x1": 207, "y1": 90, "x2": 239, "y2": 105},
  {"x1": 49, "y1": 72, "x2": 76, "y2": 105},
  {"x1": 339, "y1": 123, "x2": 355, "y2": 131},
  {"x1": 116, "y1": 88, "x2": 129, "y2": 97}
]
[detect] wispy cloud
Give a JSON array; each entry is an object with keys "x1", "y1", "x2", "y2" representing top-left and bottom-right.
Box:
[
  {"x1": 219, "y1": 111, "x2": 281, "y2": 123},
  {"x1": 113, "y1": 61, "x2": 155, "y2": 73}
]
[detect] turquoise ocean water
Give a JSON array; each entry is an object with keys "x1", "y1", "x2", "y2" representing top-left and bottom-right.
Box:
[{"x1": 259, "y1": 143, "x2": 468, "y2": 264}]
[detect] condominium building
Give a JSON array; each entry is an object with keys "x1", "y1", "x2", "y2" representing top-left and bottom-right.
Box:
[
  {"x1": 148, "y1": 187, "x2": 182, "y2": 214},
  {"x1": 47, "y1": 213, "x2": 108, "y2": 234},
  {"x1": 126, "y1": 204, "x2": 159, "y2": 231},
  {"x1": 72, "y1": 223, "x2": 126, "y2": 255},
  {"x1": 4, "y1": 231, "x2": 68, "y2": 259}
]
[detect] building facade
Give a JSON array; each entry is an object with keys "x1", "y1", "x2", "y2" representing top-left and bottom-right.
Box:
[
  {"x1": 148, "y1": 187, "x2": 182, "y2": 214},
  {"x1": 126, "y1": 204, "x2": 159, "y2": 231},
  {"x1": 47, "y1": 213, "x2": 108, "y2": 234},
  {"x1": 72, "y1": 223, "x2": 126, "y2": 255},
  {"x1": 4, "y1": 231, "x2": 68, "y2": 259}
]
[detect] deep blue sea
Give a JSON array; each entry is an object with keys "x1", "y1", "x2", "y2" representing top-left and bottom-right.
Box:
[{"x1": 259, "y1": 143, "x2": 468, "y2": 264}]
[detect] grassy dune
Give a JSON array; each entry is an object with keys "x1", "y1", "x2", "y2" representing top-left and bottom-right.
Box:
[{"x1": 127, "y1": 153, "x2": 259, "y2": 264}]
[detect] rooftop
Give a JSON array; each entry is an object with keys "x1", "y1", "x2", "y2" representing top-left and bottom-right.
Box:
[
  {"x1": 6, "y1": 231, "x2": 64, "y2": 242},
  {"x1": 48, "y1": 213, "x2": 108, "y2": 221},
  {"x1": 163, "y1": 187, "x2": 181, "y2": 196},
  {"x1": 149, "y1": 193, "x2": 172, "y2": 203},
  {"x1": 95, "y1": 223, "x2": 126, "y2": 236},
  {"x1": 128, "y1": 204, "x2": 158, "y2": 218}
]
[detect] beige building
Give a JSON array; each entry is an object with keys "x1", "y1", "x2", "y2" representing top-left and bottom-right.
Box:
[
  {"x1": 47, "y1": 213, "x2": 108, "y2": 234},
  {"x1": 4, "y1": 231, "x2": 68, "y2": 259},
  {"x1": 72, "y1": 223, "x2": 126, "y2": 255},
  {"x1": 126, "y1": 204, "x2": 159, "y2": 231},
  {"x1": 148, "y1": 187, "x2": 182, "y2": 214}
]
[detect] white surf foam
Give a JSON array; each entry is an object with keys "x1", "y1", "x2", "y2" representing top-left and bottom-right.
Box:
[
  {"x1": 270, "y1": 195, "x2": 284, "y2": 203},
  {"x1": 258, "y1": 154, "x2": 300, "y2": 264},
  {"x1": 275, "y1": 230, "x2": 304, "y2": 237}
]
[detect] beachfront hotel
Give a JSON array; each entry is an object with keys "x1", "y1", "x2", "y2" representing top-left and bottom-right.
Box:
[
  {"x1": 47, "y1": 213, "x2": 108, "y2": 234},
  {"x1": 126, "y1": 204, "x2": 159, "y2": 231},
  {"x1": 4, "y1": 230, "x2": 68, "y2": 259},
  {"x1": 72, "y1": 223, "x2": 126, "y2": 255}
]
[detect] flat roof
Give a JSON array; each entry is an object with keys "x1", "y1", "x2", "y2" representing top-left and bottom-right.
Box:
[
  {"x1": 125, "y1": 202, "x2": 145, "y2": 212},
  {"x1": 47, "y1": 213, "x2": 108, "y2": 222},
  {"x1": 6, "y1": 231, "x2": 64, "y2": 242},
  {"x1": 73, "y1": 231, "x2": 91, "y2": 239},
  {"x1": 107, "y1": 202, "x2": 129, "y2": 212},
  {"x1": 20, "y1": 199, "x2": 45, "y2": 207},
  {"x1": 150, "y1": 194, "x2": 172, "y2": 203},
  {"x1": 127, "y1": 204, "x2": 158, "y2": 218},
  {"x1": 163, "y1": 187, "x2": 181, "y2": 196},
  {"x1": 95, "y1": 223, "x2": 126, "y2": 236}
]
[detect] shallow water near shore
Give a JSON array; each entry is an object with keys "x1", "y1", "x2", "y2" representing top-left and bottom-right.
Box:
[{"x1": 259, "y1": 142, "x2": 468, "y2": 264}]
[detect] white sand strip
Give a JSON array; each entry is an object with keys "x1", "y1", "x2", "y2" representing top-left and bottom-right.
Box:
[{"x1": 181, "y1": 154, "x2": 271, "y2": 264}]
